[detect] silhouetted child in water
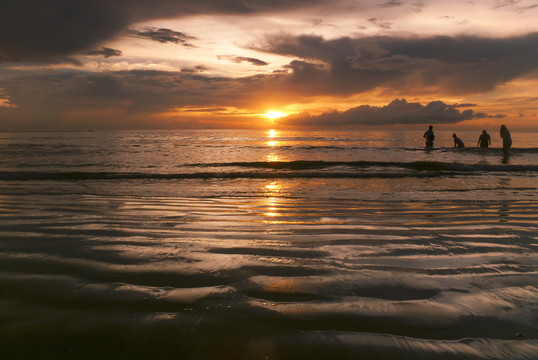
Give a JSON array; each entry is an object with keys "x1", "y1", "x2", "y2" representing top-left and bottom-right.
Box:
[
  {"x1": 500, "y1": 125, "x2": 512, "y2": 153},
  {"x1": 453, "y1": 133, "x2": 464, "y2": 148},
  {"x1": 423, "y1": 125, "x2": 435, "y2": 148},
  {"x1": 477, "y1": 130, "x2": 491, "y2": 148}
]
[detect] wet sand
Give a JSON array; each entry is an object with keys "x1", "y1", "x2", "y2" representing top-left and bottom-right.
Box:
[{"x1": 1, "y1": 186, "x2": 537, "y2": 359}]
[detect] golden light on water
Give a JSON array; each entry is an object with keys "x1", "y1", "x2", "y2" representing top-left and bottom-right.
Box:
[
  {"x1": 265, "y1": 183, "x2": 280, "y2": 191},
  {"x1": 267, "y1": 154, "x2": 279, "y2": 162},
  {"x1": 264, "y1": 198, "x2": 279, "y2": 217},
  {"x1": 264, "y1": 182, "x2": 282, "y2": 220},
  {"x1": 264, "y1": 135, "x2": 282, "y2": 219},
  {"x1": 267, "y1": 128, "x2": 279, "y2": 150}
]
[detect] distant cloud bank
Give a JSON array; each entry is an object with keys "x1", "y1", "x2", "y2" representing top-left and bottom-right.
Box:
[{"x1": 282, "y1": 99, "x2": 505, "y2": 127}]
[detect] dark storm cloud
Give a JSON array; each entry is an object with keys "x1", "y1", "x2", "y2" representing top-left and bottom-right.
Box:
[
  {"x1": 0, "y1": 1, "x2": 131, "y2": 62},
  {"x1": 83, "y1": 47, "x2": 123, "y2": 58},
  {"x1": 283, "y1": 99, "x2": 493, "y2": 127},
  {"x1": 0, "y1": 0, "x2": 320, "y2": 62},
  {"x1": 126, "y1": 28, "x2": 196, "y2": 46},
  {"x1": 217, "y1": 55, "x2": 269, "y2": 66},
  {"x1": 257, "y1": 32, "x2": 538, "y2": 95}
]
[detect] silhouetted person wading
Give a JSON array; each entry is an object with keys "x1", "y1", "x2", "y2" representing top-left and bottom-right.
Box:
[
  {"x1": 453, "y1": 133, "x2": 464, "y2": 148},
  {"x1": 477, "y1": 130, "x2": 491, "y2": 148},
  {"x1": 500, "y1": 125, "x2": 512, "y2": 152},
  {"x1": 424, "y1": 125, "x2": 435, "y2": 148}
]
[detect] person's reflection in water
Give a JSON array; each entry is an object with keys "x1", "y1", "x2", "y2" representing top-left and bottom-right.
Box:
[
  {"x1": 498, "y1": 201, "x2": 510, "y2": 222},
  {"x1": 502, "y1": 151, "x2": 511, "y2": 164}
]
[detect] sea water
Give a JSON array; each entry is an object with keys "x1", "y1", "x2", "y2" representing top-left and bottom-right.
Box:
[{"x1": 1, "y1": 130, "x2": 537, "y2": 359}]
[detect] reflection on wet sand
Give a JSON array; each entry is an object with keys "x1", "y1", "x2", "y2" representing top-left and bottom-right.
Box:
[{"x1": 1, "y1": 191, "x2": 537, "y2": 359}]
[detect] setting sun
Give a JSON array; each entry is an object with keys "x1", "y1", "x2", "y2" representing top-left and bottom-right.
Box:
[{"x1": 264, "y1": 111, "x2": 287, "y2": 119}]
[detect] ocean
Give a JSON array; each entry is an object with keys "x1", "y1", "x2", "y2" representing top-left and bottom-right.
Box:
[{"x1": 1, "y1": 129, "x2": 537, "y2": 359}]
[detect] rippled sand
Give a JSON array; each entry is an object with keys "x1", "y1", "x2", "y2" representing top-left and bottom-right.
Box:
[{"x1": 1, "y1": 182, "x2": 537, "y2": 359}]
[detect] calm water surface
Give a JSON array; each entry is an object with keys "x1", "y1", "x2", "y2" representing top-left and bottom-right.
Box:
[{"x1": 1, "y1": 130, "x2": 537, "y2": 359}]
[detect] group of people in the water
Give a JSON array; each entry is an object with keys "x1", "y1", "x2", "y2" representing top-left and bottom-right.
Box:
[{"x1": 423, "y1": 125, "x2": 512, "y2": 152}]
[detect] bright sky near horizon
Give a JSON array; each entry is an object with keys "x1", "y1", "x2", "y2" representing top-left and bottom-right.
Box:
[{"x1": 1, "y1": 0, "x2": 538, "y2": 130}]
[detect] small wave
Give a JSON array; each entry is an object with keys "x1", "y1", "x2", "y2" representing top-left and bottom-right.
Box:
[
  {"x1": 2, "y1": 160, "x2": 538, "y2": 181},
  {"x1": 188, "y1": 160, "x2": 538, "y2": 172},
  {"x1": 0, "y1": 170, "x2": 447, "y2": 181},
  {"x1": 1, "y1": 166, "x2": 537, "y2": 182}
]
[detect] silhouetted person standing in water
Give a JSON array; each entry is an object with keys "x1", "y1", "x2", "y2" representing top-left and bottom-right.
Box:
[
  {"x1": 477, "y1": 130, "x2": 491, "y2": 148},
  {"x1": 423, "y1": 125, "x2": 435, "y2": 148},
  {"x1": 453, "y1": 133, "x2": 464, "y2": 148},
  {"x1": 500, "y1": 125, "x2": 512, "y2": 153}
]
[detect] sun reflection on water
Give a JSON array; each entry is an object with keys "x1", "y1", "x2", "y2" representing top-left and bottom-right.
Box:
[
  {"x1": 263, "y1": 132, "x2": 284, "y2": 221},
  {"x1": 264, "y1": 181, "x2": 282, "y2": 220},
  {"x1": 266, "y1": 129, "x2": 280, "y2": 161},
  {"x1": 264, "y1": 199, "x2": 279, "y2": 218},
  {"x1": 267, "y1": 129, "x2": 279, "y2": 147},
  {"x1": 267, "y1": 154, "x2": 279, "y2": 162},
  {"x1": 265, "y1": 182, "x2": 280, "y2": 192}
]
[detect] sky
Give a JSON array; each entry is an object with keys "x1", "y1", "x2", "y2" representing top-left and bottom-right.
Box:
[{"x1": 1, "y1": 0, "x2": 538, "y2": 131}]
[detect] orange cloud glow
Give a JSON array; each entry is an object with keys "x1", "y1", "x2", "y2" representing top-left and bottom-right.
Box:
[{"x1": 1, "y1": 1, "x2": 538, "y2": 131}]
